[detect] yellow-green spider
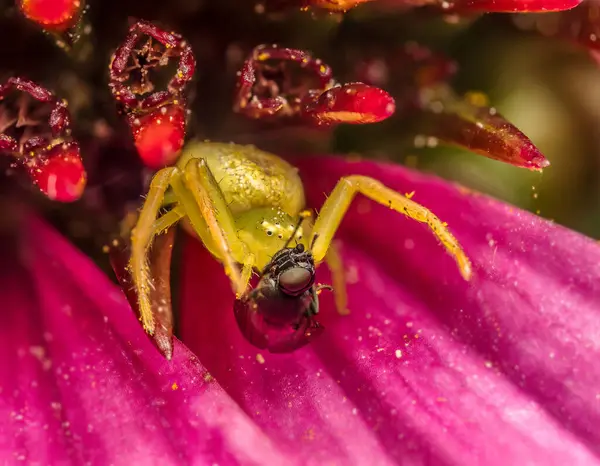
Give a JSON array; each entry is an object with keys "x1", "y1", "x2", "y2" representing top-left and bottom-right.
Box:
[{"x1": 128, "y1": 141, "x2": 472, "y2": 354}]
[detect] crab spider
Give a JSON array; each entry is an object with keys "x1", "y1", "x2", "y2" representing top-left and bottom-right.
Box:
[{"x1": 128, "y1": 141, "x2": 472, "y2": 354}]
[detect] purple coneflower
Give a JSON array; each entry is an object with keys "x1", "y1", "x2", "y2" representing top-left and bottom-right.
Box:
[{"x1": 3, "y1": 0, "x2": 600, "y2": 464}]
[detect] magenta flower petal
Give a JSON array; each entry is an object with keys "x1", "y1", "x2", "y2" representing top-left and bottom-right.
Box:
[
  {"x1": 1, "y1": 215, "x2": 289, "y2": 465},
  {"x1": 180, "y1": 156, "x2": 600, "y2": 464},
  {"x1": 420, "y1": 87, "x2": 550, "y2": 170}
]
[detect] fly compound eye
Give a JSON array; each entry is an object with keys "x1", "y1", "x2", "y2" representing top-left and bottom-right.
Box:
[{"x1": 279, "y1": 267, "x2": 313, "y2": 295}]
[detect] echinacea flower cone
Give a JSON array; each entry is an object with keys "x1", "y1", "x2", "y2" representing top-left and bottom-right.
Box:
[{"x1": 2, "y1": 0, "x2": 600, "y2": 462}]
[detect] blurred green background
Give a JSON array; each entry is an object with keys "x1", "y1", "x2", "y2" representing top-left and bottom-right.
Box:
[{"x1": 1, "y1": 0, "x2": 599, "y2": 257}]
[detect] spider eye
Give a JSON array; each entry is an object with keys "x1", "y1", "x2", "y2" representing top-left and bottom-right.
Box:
[{"x1": 279, "y1": 267, "x2": 313, "y2": 294}]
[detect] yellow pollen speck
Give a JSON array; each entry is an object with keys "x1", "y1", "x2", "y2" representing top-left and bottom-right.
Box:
[
  {"x1": 303, "y1": 427, "x2": 316, "y2": 441},
  {"x1": 464, "y1": 91, "x2": 489, "y2": 107},
  {"x1": 395, "y1": 349, "x2": 402, "y2": 358},
  {"x1": 456, "y1": 185, "x2": 477, "y2": 196},
  {"x1": 405, "y1": 191, "x2": 415, "y2": 199},
  {"x1": 256, "y1": 353, "x2": 265, "y2": 364},
  {"x1": 171, "y1": 382, "x2": 178, "y2": 390}
]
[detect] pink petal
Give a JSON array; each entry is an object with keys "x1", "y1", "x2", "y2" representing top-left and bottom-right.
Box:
[
  {"x1": 180, "y1": 156, "x2": 600, "y2": 464},
  {"x1": 0, "y1": 215, "x2": 289, "y2": 465}
]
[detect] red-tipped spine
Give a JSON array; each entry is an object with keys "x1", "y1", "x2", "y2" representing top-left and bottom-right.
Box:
[
  {"x1": 0, "y1": 77, "x2": 87, "y2": 202},
  {"x1": 109, "y1": 20, "x2": 195, "y2": 168}
]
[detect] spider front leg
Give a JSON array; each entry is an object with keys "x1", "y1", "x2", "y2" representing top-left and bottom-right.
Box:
[
  {"x1": 130, "y1": 167, "x2": 179, "y2": 334},
  {"x1": 130, "y1": 159, "x2": 255, "y2": 336},
  {"x1": 309, "y1": 175, "x2": 472, "y2": 280},
  {"x1": 175, "y1": 158, "x2": 255, "y2": 297},
  {"x1": 113, "y1": 223, "x2": 178, "y2": 359}
]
